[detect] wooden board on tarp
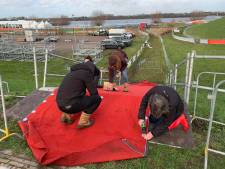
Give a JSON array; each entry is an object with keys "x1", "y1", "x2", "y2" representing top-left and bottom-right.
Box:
[{"x1": 6, "y1": 90, "x2": 51, "y2": 120}]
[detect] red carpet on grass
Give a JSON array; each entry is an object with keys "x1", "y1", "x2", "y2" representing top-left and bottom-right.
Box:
[{"x1": 18, "y1": 82, "x2": 156, "y2": 166}]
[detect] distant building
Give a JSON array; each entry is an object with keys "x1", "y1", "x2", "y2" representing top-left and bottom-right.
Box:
[{"x1": 0, "y1": 20, "x2": 52, "y2": 30}]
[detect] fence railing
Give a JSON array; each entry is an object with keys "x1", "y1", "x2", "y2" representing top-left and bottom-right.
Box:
[
  {"x1": 127, "y1": 31, "x2": 149, "y2": 68},
  {"x1": 168, "y1": 51, "x2": 225, "y2": 104},
  {"x1": 172, "y1": 30, "x2": 215, "y2": 45},
  {"x1": 204, "y1": 80, "x2": 225, "y2": 169},
  {"x1": 0, "y1": 75, "x2": 16, "y2": 142},
  {"x1": 168, "y1": 51, "x2": 225, "y2": 169},
  {"x1": 0, "y1": 40, "x2": 55, "y2": 62}
]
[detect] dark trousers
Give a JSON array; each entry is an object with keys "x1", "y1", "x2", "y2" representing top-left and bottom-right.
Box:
[{"x1": 59, "y1": 95, "x2": 102, "y2": 115}]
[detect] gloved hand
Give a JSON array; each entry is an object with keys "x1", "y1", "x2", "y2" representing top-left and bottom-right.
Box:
[
  {"x1": 138, "y1": 119, "x2": 147, "y2": 134},
  {"x1": 138, "y1": 119, "x2": 145, "y2": 127}
]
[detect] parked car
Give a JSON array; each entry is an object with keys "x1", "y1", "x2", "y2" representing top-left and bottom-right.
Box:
[
  {"x1": 111, "y1": 36, "x2": 132, "y2": 47},
  {"x1": 122, "y1": 32, "x2": 135, "y2": 39},
  {"x1": 44, "y1": 36, "x2": 59, "y2": 42},
  {"x1": 89, "y1": 29, "x2": 109, "y2": 36},
  {"x1": 101, "y1": 39, "x2": 125, "y2": 49}
]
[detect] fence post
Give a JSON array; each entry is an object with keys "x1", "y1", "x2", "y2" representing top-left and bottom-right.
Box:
[
  {"x1": 33, "y1": 47, "x2": 38, "y2": 89},
  {"x1": 169, "y1": 69, "x2": 173, "y2": 86},
  {"x1": 186, "y1": 51, "x2": 195, "y2": 105},
  {"x1": 43, "y1": 49, "x2": 48, "y2": 87},
  {"x1": 174, "y1": 64, "x2": 178, "y2": 90},
  {"x1": 184, "y1": 52, "x2": 190, "y2": 102},
  {"x1": 0, "y1": 75, "x2": 8, "y2": 136}
]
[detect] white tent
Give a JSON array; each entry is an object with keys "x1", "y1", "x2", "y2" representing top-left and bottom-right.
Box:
[
  {"x1": 0, "y1": 20, "x2": 52, "y2": 29},
  {"x1": 37, "y1": 21, "x2": 45, "y2": 29},
  {"x1": 44, "y1": 21, "x2": 52, "y2": 28}
]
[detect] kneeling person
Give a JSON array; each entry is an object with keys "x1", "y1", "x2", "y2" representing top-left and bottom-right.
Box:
[
  {"x1": 138, "y1": 85, "x2": 184, "y2": 140},
  {"x1": 108, "y1": 49, "x2": 129, "y2": 92},
  {"x1": 56, "y1": 56, "x2": 102, "y2": 129}
]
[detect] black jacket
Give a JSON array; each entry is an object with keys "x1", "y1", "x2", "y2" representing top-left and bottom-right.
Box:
[
  {"x1": 138, "y1": 85, "x2": 184, "y2": 137},
  {"x1": 56, "y1": 61, "x2": 100, "y2": 107}
]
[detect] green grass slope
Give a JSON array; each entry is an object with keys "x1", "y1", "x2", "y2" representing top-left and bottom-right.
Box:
[{"x1": 185, "y1": 17, "x2": 225, "y2": 39}]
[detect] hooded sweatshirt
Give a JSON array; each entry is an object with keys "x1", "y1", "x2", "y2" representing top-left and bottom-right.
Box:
[
  {"x1": 56, "y1": 61, "x2": 100, "y2": 107},
  {"x1": 138, "y1": 85, "x2": 184, "y2": 137}
]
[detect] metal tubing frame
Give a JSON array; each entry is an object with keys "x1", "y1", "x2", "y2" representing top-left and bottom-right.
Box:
[
  {"x1": 173, "y1": 64, "x2": 178, "y2": 90},
  {"x1": 148, "y1": 141, "x2": 182, "y2": 149},
  {"x1": 192, "y1": 72, "x2": 225, "y2": 125},
  {"x1": 42, "y1": 51, "x2": 78, "y2": 87},
  {"x1": 43, "y1": 49, "x2": 48, "y2": 87},
  {"x1": 186, "y1": 51, "x2": 195, "y2": 105},
  {"x1": 173, "y1": 51, "x2": 225, "y2": 105},
  {"x1": 33, "y1": 47, "x2": 38, "y2": 89},
  {"x1": 48, "y1": 53, "x2": 77, "y2": 62},
  {"x1": 0, "y1": 75, "x2": 16, "y2": 142},
  {"x1": 2, "y1": 81, "x2": 10, "y2": 93},
  {"x1": 168, "y1": 52, "x2": 225, "y2": 166},
  {"x1": 184, "y1": 52, "x2": 190, "y2": 102},
  {"x1": 204, "y1": 80, "x2": 225, "y2": 169},
  {"x1": 195, "y1": 55, "x2": 225, "y2": 59}
]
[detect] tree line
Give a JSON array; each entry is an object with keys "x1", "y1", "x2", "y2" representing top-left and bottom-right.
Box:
[{"x1": 0, "y1": 11, "x2": 224, "y2": 26}]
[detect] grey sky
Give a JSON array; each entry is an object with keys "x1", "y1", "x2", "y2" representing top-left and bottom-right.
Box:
[{"x1": 0, "y1": 0, "x2": 224, "y2": 18}]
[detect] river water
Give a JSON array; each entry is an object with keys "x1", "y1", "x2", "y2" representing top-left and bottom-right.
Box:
[{"x1": 64, "y1": 15, "x2": 221, "y2": 28}]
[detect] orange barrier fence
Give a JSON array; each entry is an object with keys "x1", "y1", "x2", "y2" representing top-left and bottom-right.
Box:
[
  {"x1": 208, "y1": 39, "x2": 225, "y2": 45},
  {"x1": 0, "y1": 28, "x2": 19, "y2": 31}
]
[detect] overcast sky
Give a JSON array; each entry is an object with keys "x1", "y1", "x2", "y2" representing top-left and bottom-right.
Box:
[{"x1": 0, "y1": 0, "x2": 225, "y2": 18}]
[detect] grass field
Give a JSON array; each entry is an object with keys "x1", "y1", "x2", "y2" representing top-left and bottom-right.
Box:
[
  {"x1": 1, "y1": 29, "x2": 225, "y2": 168},
  {"x1": 163, "y1": 33, "x2": 225, "y2": 120},
  {"x1": 185, "y1": 17, "x2": 225, "y2": 39},
  {"x1": 129, "y1": 35, "x2": 166, "y2": 83},
  {"x1": 162, "y1": 34, "x2": 225, "y2": 168}
]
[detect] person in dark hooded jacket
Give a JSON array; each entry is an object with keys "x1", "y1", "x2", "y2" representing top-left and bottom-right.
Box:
[
  {"x1": 56, "y1": 56, "x2": 102, "y2": 129},
  {"x1": 138, "y1": 85, "x2": 184, "y2": 140}
]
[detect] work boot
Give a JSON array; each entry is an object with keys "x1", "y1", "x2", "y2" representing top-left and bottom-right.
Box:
[
  {"x1": 123, "y1": 83, "x2": 129, "y2": 92},
  {"x1": 61, "y1": 113, "x2": 74, "y2": 124},
  {"x1": 76, "y1": 112, "x2": 94, "y2": 129}
]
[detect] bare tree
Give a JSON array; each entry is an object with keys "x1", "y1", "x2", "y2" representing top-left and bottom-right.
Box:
[
  {"x1": 190, "y1": 11, "x2": 205, "y2": 21},
  {"x1": 151, "y1": 12, "x2": 162, "y2": 24},
  {"x1": 28, "y1": 15, "x2": 38, "y2": 20},
  {"x1": 91, "y1": 10, "x2": 105, "y2": 27},
  {"x1": 50, "y1": 15, "x2": 70, "y2": 26}
]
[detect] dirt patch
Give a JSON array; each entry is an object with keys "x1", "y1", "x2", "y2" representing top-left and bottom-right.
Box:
[
  {"x1": 54, "y1": 35, "x2": 106, "y2": 56},
  {"x1": 150, "y1": 27, "x2": 173, "y2": 36}
]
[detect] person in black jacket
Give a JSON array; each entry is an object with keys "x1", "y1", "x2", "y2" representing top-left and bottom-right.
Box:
[
  {"x1": 56, "y1": 56, "x2": 102, "y2": 129},
  {"x1": 138, "y1": 85, "x2": 184, "y2": 140}
]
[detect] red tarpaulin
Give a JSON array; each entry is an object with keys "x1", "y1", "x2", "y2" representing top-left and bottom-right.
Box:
[{"x1": 18, "y1": 82, "x2": 156, "y2": 166}]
